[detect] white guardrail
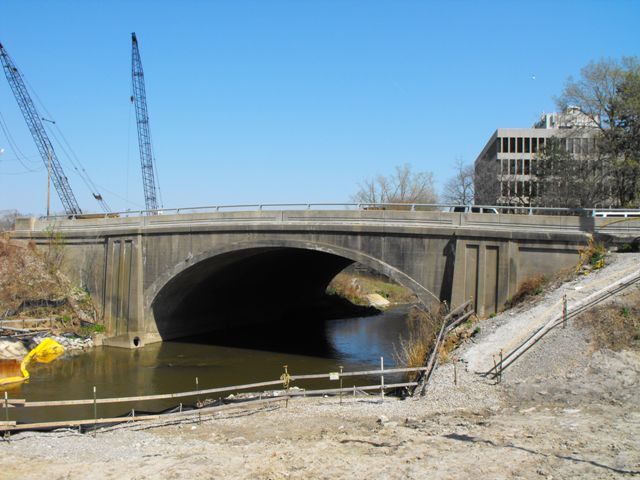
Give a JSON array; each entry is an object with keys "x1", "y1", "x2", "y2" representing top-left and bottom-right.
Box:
[{"x1": 43, "y1": 203, "x2": 640, "y2": 220}]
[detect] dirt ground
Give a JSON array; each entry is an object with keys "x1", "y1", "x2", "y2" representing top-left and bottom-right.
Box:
[
  {"x1": 1, "y1": 254, "x2": 639, "y2": 479},
  {"x1": 2, "y1": 349, "x2": 638, "y2": 478}
]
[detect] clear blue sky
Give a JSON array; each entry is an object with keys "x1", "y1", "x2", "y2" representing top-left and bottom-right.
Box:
[{"x1": 1, "y1": 0, "x2": 638, "y2": 214}]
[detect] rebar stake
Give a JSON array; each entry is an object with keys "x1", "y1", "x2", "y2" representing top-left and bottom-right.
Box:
[
  {"x1": 339, "y1": 366, "x2": 344, "y2": 405},
  {"x1": 380, "y1": 356, "x2": 385, "y2": 403},
  {"x1": 563, "y1": 294, "x2": 568, "y2": 329},
  {"x1": 196, "y1": 377, "x2": 201, "y2": 424},
  {"x1": 492, "y1": 355, "x2": 498, "y2": 383},
  {"x1": 454, "y1": 360, "x2": 458, "y2": 386},
  {"x1": 93, "y1": 386, "x2": 97, "y2": 437},
  {"x1": 3, "y1": 392, "x2": 9, "y2": 442}
]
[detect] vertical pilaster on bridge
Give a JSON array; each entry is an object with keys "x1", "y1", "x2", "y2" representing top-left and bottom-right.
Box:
[
  {"x1": 450, "y1": 238, "x2": 510, "y2": 318},
  {"x1": 476, "y1": 246, "x2": 487, "y2": 317},
  {"x1": 102, "y1": 234, "x2": 145, "y2": 347},
  {"x1": 507, "y1": 240, "x2": 519, "y2": 302}
]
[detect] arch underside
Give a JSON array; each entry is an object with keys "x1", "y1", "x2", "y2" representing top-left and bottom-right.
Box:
[{"x1": 149, "y1": 241, "x2": 440, "y2": 341}]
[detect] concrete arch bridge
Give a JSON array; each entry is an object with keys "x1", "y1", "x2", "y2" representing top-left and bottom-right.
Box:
[{"x1": 14, "y1": 208, "x2": 634, "y2": 348}]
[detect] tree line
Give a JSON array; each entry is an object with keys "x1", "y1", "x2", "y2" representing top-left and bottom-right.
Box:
[{"x1": 353, "y1": 57, "x2": 640, "y2": 209}]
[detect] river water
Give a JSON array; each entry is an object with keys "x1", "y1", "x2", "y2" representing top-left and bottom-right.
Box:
[{"x1": 5, "y1": 306, "x2": 413, "y2": 423}]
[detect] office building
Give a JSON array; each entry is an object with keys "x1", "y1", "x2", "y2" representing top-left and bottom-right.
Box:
[{"x1": 474, "y1": 107, "x2": 599, "y2": 206}]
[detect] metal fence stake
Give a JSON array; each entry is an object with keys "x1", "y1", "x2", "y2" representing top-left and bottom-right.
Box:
[
  {"x1": 380, "y1": 356, "x2": 385, "y2": 403},
  {"x1": 93, "y1": 386, "x2": 97, "y2": 437},
  {"x1": 493, "y1": 355, "x2": 498, "y2": 383},
  {"x1": 563, "y1": 294, "x2": 568, "y2": 329},
  {"x1": 454, "y1": 361, "x2": 457, "y2": 386},
  {"x1": 196, "y1": 377, "x2": 201, "y2": 424},
  {"x1": 3, "y1": 391, "x2": 9, "y2": 441},
  {"x1": 339, "y1": 366, "x2": 344, "y2": 405}
]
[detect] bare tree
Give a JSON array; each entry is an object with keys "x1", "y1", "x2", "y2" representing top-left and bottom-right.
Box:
[
  {"x1": 0, "y1": 210, "x2": 19, "y2": 232},
  {"x1": 442, "y1": 158, "x2": 474, "y2": 205},
  {"x1": 352, "y1": 164, "x2": 438, "y2": 205},
  {"x1": 474, "y1": 159, "x2": 500, "y2": 205},
  {"x1": 535, "y1": 137, "x2": 611, "y2": 208},
  {"x1": 557, "y1": 57, "x2": 640, "y2": 206}
]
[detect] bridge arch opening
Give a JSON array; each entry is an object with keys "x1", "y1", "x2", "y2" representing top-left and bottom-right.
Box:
[{"x1": 149, "y1": 242, "x2": 437, "y2": 343}]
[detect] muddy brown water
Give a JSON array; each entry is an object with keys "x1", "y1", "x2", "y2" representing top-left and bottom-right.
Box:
[{"x1": 3, "y1": 306, "x2": 413, "y2": 423}]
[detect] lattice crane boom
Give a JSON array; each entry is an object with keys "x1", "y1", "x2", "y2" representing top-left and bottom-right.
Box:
[
  {"x1": 131, "y1": 32, "x2": 160, "y2": 212},
  {"x1": 0, "y1": 42, "x2": 82, "y2": 215}
]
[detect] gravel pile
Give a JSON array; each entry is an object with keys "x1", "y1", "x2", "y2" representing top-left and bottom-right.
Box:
[{"x1": 462, "y1": 252, "x2": 640, "y2": 373}]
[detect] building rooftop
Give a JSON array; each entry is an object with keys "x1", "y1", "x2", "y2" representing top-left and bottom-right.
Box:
[{"x1": 533, "y1": 106, "x2": 599, "y2": 129}]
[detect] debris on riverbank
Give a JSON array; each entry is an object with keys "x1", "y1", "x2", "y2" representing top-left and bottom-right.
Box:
[
  {"x1": 0, "y1": 334, "x2": 95, "y2": 360},
  {"x1": 0, "y1": 235, "x2": 102, "y2": 356}
]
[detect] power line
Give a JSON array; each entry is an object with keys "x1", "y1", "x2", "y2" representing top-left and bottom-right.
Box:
[{"x1": 0, "y1": 109, "x2": 41, "y2": 172}]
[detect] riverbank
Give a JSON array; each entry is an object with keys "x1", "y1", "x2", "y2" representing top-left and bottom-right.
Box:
[
  {"x1": 2, "y1": 253, "x2": 639, "y2": 478},
  {"x1": 327, "y1": 270, "x2": 417, "y2": 308},
  {"x1": 0, "y1": 236, "x2": 102, "y2": 361},
  {"x1": 2, "y1": 343, "x2": 637, "y2": 479}
]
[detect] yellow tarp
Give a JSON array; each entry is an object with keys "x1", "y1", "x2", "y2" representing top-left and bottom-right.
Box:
[{"x1": 0, "y1": 338, "x2": 64, "y2": 387}]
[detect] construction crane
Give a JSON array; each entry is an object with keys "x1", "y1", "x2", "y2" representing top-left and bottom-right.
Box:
[
  {"x1": 131, "y1": 32, "x2": 161, "y2": 212},
  {"x1": 0, "y1": 42, "x2": 82, "y2": 215}
]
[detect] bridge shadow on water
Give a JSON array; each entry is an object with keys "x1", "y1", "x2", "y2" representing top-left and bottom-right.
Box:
[
  {"x1": 152, "y1": 247, "x2": 418, "y2": 367},
  {"x1": 177, "y1": 315, "x2": 341, "y2": 358},
  {"x1": 169, "y1": 300, "x2": 413, "y2": 366},
  {"x1": 172, "y1": 295, "x2": 384, "y2": 354}
]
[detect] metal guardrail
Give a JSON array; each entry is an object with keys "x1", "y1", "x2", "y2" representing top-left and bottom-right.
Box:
[
  {"x1": 485, "y1": 269, "x2": 640, "y2": 379},
  {"x1": 1, "y1": 360, "x2": 422, "y2": 433},
  {"x1": 41, "y1": 202, "x2": 640, "y2": 220}
]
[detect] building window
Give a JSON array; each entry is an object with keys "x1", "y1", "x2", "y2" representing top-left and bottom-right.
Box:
[
  {"x1": 517, "y1": 137, "x2": 523, "y2": 153},
  {"x1": 510, "y1": 137, "x2": 516, "y2": 153},
  {"x1": 531, "y1": 137, "x2": 538, "y2": 153},
  {"x1": 502, "y1": 137, "x2": 509, "y2": 153},
  {"x1": 524, "y1": 137, "x2": 530, "y2": 153},
  {"x1": 524, "y1": 159, "x2": 530, "y2": 175},
  {"x1": 516, "y1": 159, "x2": 523, "y2": 175},
  {"x1": 510, "y1": 159, "x2": 516, "y2": 175}
]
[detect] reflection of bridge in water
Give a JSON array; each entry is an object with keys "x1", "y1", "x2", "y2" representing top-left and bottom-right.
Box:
[{"x1": 13, "y1": 206, "x2": 640, "y2": 348}]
